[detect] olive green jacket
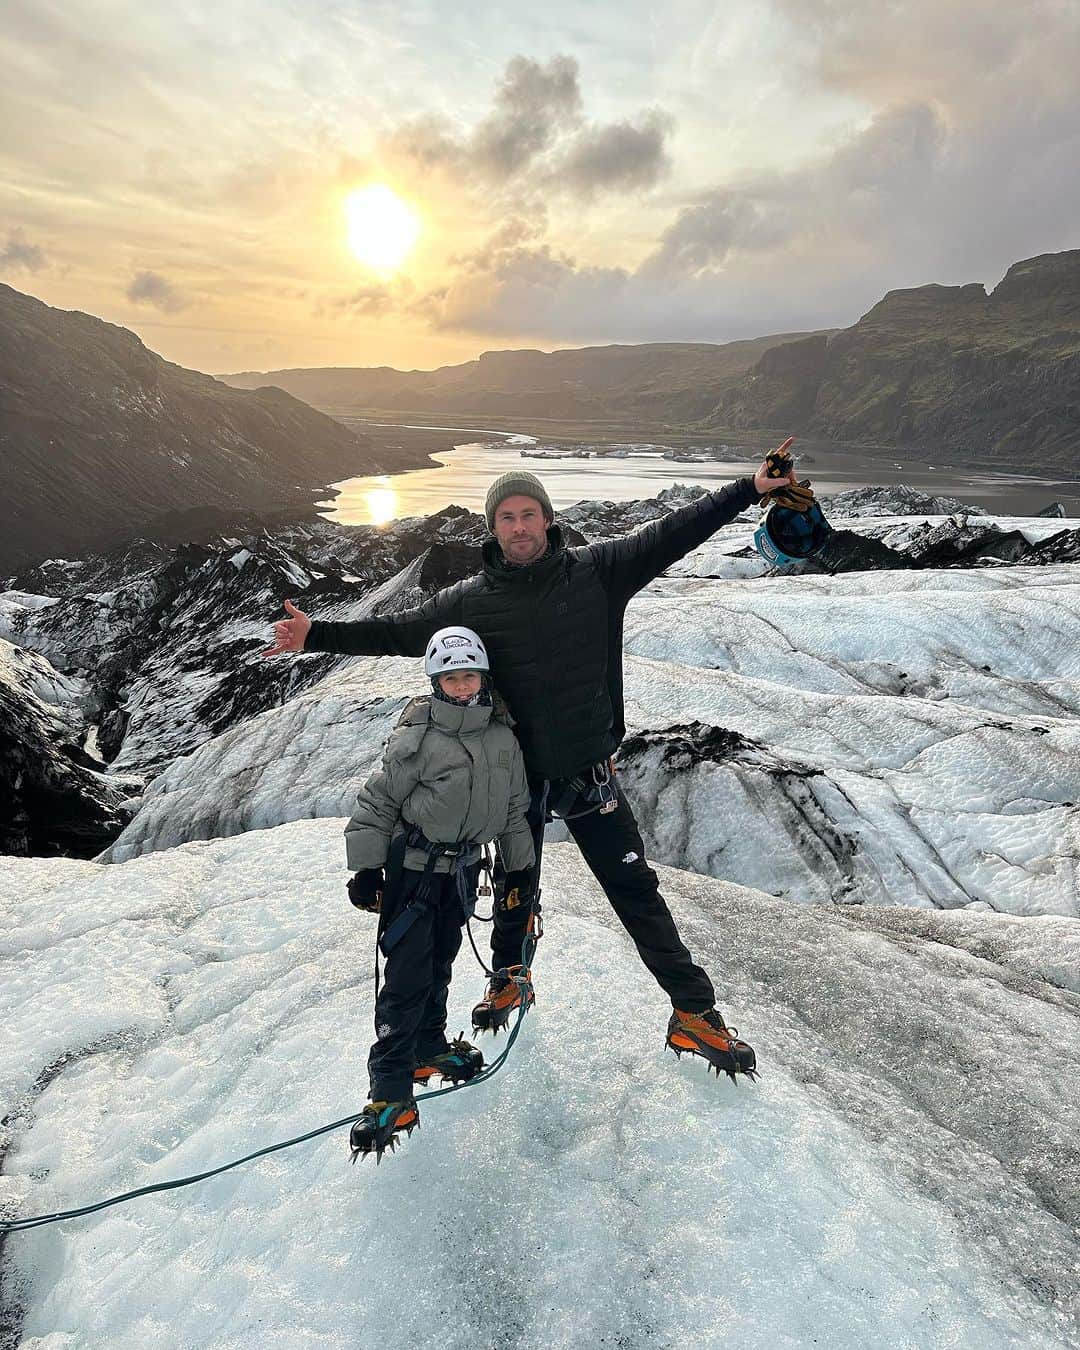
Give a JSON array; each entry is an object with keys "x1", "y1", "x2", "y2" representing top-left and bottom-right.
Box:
[{"x1": 345, "y1": 694, "x2": 534, "y2": 874}]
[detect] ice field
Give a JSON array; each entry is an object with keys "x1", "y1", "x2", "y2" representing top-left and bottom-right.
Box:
[{"x1": 2, "y1": 821, "x2": 1078, "y2": 1348}]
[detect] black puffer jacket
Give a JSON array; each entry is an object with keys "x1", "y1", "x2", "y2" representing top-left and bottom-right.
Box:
[{"x1": 307, "y1": 479, "x2": 759, "y2": 779}]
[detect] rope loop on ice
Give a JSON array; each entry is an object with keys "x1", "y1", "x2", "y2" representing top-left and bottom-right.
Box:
[{"x1": 1, "y1": 928, "x2": 536, "y2": 1235}]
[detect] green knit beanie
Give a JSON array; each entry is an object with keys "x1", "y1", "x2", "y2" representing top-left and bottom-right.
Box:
[{"x1": 484, "y1": 470, "x2": 554, "y2": 530}]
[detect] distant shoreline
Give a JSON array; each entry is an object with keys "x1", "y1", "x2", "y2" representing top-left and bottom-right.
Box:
[
  {"x1": 319, "y1": 425, "x2": 1079, "y2": 524},
  {"x1": 9, "y1": 414, "x2": 1074, "y2": 583},
  {"x1": 328, "y1": 407, "x2": 1080, "y2": 486}
]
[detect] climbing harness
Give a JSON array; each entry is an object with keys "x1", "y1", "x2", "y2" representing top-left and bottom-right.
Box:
[
  {"x1": 379, "y1": 826, "x2": 481, "y2": 954},
  {"x1": 547, "y1": 758, "x2": 619, "y2": 821}
]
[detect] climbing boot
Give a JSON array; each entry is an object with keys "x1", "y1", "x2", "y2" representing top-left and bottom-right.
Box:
[
  {"x1": 471, "y1": 965, "x2": 534, "y2": 1034},
  {"x1": 413, "y1": 1036, "x2": 485, "y2": 1087},
  {"x1": 666, "y1": 1008, "x2": 757, "y2": 1082},
  {"x1": 349, "y1": 1098, "x2": 419, "y2": 1163}
]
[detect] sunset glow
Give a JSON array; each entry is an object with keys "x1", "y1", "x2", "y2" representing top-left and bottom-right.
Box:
[
  {"x1": 7, "y1": 8, "x2": 1080, "y2": 376},
  {"x1": 365, "y1": 487, "x2": 397, "y2": 524},
  {"x1": 344, "y1": 185, "x2": 420, "y2": 273}
]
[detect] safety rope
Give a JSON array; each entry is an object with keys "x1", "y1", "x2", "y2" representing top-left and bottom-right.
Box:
[
  {"x1": 0, "y1": 927, "x2": 536, "y2": 1236},
  {"x1": 465, "y1": 915, "x2": 494, "y2": 977}
]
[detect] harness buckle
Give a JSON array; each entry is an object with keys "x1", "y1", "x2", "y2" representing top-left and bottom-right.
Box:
[{"x1": 592, "y1": 760, "x2": 618, "y2": 814}]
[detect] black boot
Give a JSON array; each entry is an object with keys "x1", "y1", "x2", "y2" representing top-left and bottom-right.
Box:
[
  {"x1": 349, "y1": 1099, "x2": 420, "y2": 1163},
  {"x1": 413, "y1": 1036, "x2": 485, "y2": 1087}
]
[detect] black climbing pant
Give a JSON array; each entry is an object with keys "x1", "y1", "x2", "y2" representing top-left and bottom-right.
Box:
[
  {"x1": 491, "y1": 778, "x2": 716, "y2": 1013},
  {"x1": 368, "y1": 867, "x2": 473, "y2": 1101}
]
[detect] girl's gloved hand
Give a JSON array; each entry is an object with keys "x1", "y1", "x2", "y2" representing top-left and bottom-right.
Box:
[{"x1": 348, "y1": 868, "x2": 384, "y2": 913}]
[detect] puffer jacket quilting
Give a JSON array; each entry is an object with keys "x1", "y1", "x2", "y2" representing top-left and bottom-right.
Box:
[{"x1": 345, "y1": 693, "x2": 534, "y2": 874}]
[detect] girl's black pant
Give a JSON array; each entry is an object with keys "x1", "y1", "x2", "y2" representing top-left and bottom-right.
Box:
[{"x1": 368, "y1": 868, "x2": 468, "y2": 1102}]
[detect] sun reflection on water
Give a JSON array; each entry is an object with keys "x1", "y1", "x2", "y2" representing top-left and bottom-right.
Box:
[{"x1": 366, "y1": 487, "x2": 397, "y2": 525}]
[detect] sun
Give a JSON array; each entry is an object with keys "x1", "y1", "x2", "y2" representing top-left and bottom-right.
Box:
[{"x1": 344, "y1": 184, "x2": 420, "y2": 272}]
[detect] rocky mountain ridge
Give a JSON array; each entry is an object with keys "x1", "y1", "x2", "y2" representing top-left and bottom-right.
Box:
[
  {"x1": 224, "y1": 249, "x2": 1080, "y2": 469},
  {"x1": 708, "y1": 250, "x2": 1080, "y2": 466},
  {"x1": 222, "y1": 333, "x2": 829, "y2": 425},
  {"x1": 0, "y1": 285, "x2": 421, "y2": 574}
]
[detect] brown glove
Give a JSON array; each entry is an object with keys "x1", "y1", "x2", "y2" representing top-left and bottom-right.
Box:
[{"x1": 762, "y1": 478, "x2": 817, "y2": 512}]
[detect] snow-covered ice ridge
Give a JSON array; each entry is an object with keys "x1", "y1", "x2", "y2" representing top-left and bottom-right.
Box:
[
  {"x1": 618, "y1": 563, "x2": 1080, "y2": 916},
  {"x1": 99, "y1": 557, "x2": 1080, "y2": 919},
  {"x1": 1, "y1": 821, "x2": 1078, "y2": 1347},
  {"x1": 2, "y1": 486, "x2": 1079, "y2": 918}
]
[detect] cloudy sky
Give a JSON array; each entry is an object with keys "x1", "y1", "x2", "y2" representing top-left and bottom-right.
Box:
[{"x1": 4, "y1": 0, "x2": 1080, "y2": 374}]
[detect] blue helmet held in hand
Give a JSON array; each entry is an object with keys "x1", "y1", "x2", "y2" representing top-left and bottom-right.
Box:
[{"x1": 754, "y1": 500, "x2": 833, "y2": 566}]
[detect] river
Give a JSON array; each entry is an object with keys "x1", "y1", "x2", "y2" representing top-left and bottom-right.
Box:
[{"x1": 319, "y1": 425, "x2": 1078, "y2": 526}]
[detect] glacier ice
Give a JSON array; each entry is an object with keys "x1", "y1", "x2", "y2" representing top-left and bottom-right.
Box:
[
  {"x1": 2, "y1": 821, "x2": 1078, "y2": 1347},
  {"x1": 98, "y1": 559, "x2": 1080, "y2": 918}
]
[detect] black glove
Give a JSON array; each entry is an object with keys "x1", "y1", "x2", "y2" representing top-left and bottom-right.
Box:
[
  {"x1": 764, "y1": 446, "x2": 795, "y2": 481},
  {"x1": 348, "y1": 868, "x2": 384, "y2": 913},
  {"x1": 500, "y1": 869, "x2": 533, "y2": 911}
]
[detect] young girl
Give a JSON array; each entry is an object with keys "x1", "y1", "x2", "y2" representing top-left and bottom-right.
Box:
[{"x1": 345, "y1": 625, "x2": 534, "y2": 1160}]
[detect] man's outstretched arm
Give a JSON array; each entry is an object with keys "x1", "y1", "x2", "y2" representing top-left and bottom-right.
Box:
[
  {"x1": 262, "y1": 583, "x2": 467, "y2": 659},
  {"x1": 589, "y1": 447, "x2": 795, "y2": 600}
]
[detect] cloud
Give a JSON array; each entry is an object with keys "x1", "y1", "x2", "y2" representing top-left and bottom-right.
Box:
[
  {"x1": 0, "y1": 228, "x2": 47, "y2": 272},
  {"x1": 471, "y1": 54, "x2": 583, "y2": 181},
  {"x1": 381, "y1": 55, "x2": 583, "y2": 187},
  {"x1": 420, "y1": 219, "x2": 631, "y2": 338},
  {"x1": 420, "y1": 102, "x2": 955, "y2": 342},
  {"x1": 641, "y1": 101, "x2": 948, "y2": 280},
  {"x1": 398, "y1": 7, "x2": 1080, "y2": 348},
  {"x1": 381, "y1": 53, "x2": 673, "y2": 203},
  {"x1": 449, "y1": 215, "x2": 548, "y2": 272},
  {"x1": 554, "y1": 110, "x2": 673, "y2": 197},
  {"x1": 425, "y1": 242, "x2": 629, "y2": 338},
  {"x1": 770, "y1": 0, "x2": 1080, "y2": 110},
  {"x1": 126, "y1": 271, "x2": 187, "y2": 312},
  {"x1": 421, "y1": 231, "x2": 863, "y2": 345},
  {"x1": 320, "y1": 283, "x2": 400, "y2": 318},
  {"x1": 637, "y1": 190, "x2": 763, "y2": 278},
  {"x1": 315, "y1": 275, "x2": 418, "y2": 320}
]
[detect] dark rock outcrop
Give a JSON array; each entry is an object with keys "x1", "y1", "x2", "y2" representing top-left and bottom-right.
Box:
[{"x1": 0, "y1": 645, "x2": 130, "y2": 856}]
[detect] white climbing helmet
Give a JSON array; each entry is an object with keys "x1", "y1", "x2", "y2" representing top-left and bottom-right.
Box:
[{"x1": 424, "y1": 626, "x2": 490, "y2": 676}]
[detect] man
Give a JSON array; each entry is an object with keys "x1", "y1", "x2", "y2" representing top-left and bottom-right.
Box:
[{"x1": 263, "y1": 452, "x2": 795, "y2": 1081}]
